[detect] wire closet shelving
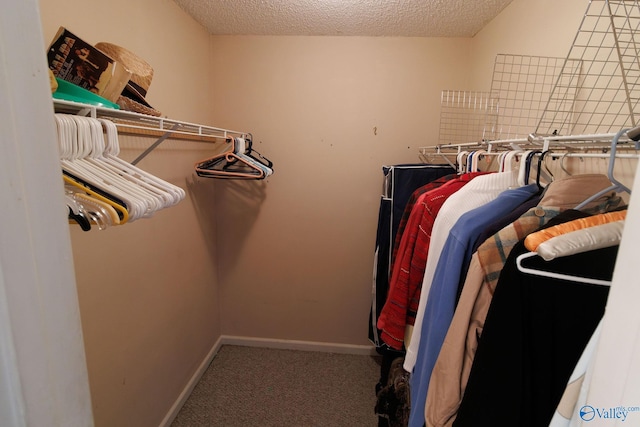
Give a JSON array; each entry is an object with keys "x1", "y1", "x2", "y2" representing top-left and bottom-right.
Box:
[
  {"x1": 53, "y1": 99, "x2": 250, "y2": 164},
  {"x1": 429, "y1": 0, "x2": 640, "y2": 156}
]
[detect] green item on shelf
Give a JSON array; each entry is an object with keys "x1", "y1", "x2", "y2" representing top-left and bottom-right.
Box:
[{"x1": 53, "y1": 78, "x2": 120, "y2": 109}]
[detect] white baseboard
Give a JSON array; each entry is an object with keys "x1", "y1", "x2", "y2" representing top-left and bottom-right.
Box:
[
  {"x1": 220, "y1": 335, "x2": 378, "y2": 356},
  {"x1": 159, "y1": 336, "x2": 377, "y2": 426},
  {"x1": 158, "y1": 336, "x2": 223, "y2": 427}
]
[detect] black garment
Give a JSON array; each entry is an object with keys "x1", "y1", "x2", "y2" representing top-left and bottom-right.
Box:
[
  {"x1": 453, "y1": 210, "x2": 617, "y2": 427},
  {"x1": 375, "y1": 356, "x2": 411, "y2": 427},
  {"x1": 383, "y1": 165, "x2": 456, "y2": 248},
  {"x1": 371, "y1": 196, "x2": 393, "y2": 349}
]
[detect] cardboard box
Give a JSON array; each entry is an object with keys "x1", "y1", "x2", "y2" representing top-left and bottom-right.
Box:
[{"x1": 47, "y1": 27, "x2": 131, "y2": 103}]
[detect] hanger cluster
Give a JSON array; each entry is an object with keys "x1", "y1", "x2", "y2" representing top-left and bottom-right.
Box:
[
  {"x1": 195, "y1": 136, "x2": 274, "y2": 179},
  {"x1": 56, "y1": 114, "x2": 186, "y2": 230}
]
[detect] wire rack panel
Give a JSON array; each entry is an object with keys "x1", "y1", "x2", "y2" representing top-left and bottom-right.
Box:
[
  {"x1": 438, "y1": 90, "x2": 498, "y2": 145},
  {"x1": 536, "y1": 0, "x2": 640, "y2": 136},
  {"x1": 437, "y1": 55, "x2": 577, "y2": 147},
  {"x1": 487, "y1": 54, "x2": 581, "y2": 140}
]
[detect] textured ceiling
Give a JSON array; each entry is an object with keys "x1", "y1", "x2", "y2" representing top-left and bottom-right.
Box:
[{"x1": 173, "y1": 0, "x2": 515, "y2": 37}]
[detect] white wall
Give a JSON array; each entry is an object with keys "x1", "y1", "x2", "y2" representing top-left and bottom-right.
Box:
[{"x1": 0, "y1": 0, "x2": 93, "y2": 425}]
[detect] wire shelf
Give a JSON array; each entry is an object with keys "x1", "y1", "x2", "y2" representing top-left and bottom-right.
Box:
[
  {"x1": 487, "y1": 54, "x2": 581, "y2": 140},
  {"x1": 536, "y1": 0, "x2": 640, "y2": 136},
  {"x1": 438, "y1": 90, "x2": 498, "y2": 145},
  {"x1": 53, "y1": 98, "x2": 248, "y2": 141},
  {"x1": 437, "y1": 55, "x2": 574, "y2": 146}
]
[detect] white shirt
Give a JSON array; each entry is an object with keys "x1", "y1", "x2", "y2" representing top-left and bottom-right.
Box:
[{"x1": 404, "y1": 169, "x2": 520, "y2": 372}]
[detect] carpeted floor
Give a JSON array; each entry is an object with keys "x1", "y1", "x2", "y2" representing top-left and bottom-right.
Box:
[{"x1": 171, "y1": 345, "x2": 382, "y2": 426}]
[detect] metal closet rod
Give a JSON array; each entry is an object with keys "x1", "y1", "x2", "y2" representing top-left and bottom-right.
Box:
[
  {"x1": 419, "y1": 131, "x2": 640, "y2": 155},
  {"x1": 53, "y1": 99, "x2": 250, "y2": 164}
]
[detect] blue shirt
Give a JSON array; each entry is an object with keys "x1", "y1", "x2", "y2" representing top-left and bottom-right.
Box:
[{"x1": 408, "y1": 184, "x2": 539, "y2": 427}]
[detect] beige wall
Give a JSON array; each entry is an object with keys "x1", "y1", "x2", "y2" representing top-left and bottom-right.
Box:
[
  {"x1": 37, "y1": 0, "x2": 602, "y2": 426},
  {"x1": 40, "y1": 0, "x2": 214, "y2": 123},
  {"x1": 208, "y1": 0, "x2": 593, "y2": 345},
  {"x1": 468, "y1": 0, "x2": 588, "y2": 90},
  {"x1": 38, "y1": 3, "x2": 473, "y2": 426},
  {"x1": 39, "y1": 1, "x2": 222, "y2": 426},
  {"x1": 209, "y1": 36, "x2": 472, "y2": 343}
]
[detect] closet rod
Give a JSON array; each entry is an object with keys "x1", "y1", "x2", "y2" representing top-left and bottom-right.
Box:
[
  {"x1": 419, "y1": 138, "x2": 531, "y2": 155},
  {"x1": 420, "y1": 132, "x2": 638, "y2": 156},
  {"x1": 421, "y1": 150, "x2": 639, "y2": 159},
  {"x1": 546, "y1": 152, "x2": 640, "y2": 160}
]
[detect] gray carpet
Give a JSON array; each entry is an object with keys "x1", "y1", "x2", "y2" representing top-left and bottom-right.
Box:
[{"x1": 171, "y1": 345, "x2": 382, "y2": 426}]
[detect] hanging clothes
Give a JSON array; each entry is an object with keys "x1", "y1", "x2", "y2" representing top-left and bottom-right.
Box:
[
  {"x1": 549, "y1": 320, "x2": 603, "y2": 427},
  {"x1": 377, "y1": 172, "x2": 486, "y2": 351},
  {"x1": 369, "y1": 164, "x2": 455, "y2": 349},
  {"x1": 452, "y1": 210, "x2": 618, "y2": 427},
  {"x1": 533, "y1": 219, "x2": 624, "y2": 262},
  {"x1": 370, "y1": 164, "x2": 455, "y2": 427},
  {"x1": 407, "y1": 183, "x2": 541, "y2": 427},
  {"x1": 423, "y1": 173, "x2": 620, "y2": 427},
  {"x1": 523, "y1": 210, "x2": 626, "y2": 252},
  {"x1": 389, "y1": 174, "x2": 460, "y2": 274},
  {"x1": 543, "y1": 220, "x2": 625, "y2": 426},
  {"x1": 404, "y1": 169, "x2": 521, "y2": 373},
  {"x1": 375, "y1": 356, "x2": 411, "y2": 427},
  {"x1": 390, "y1": 173, "x2": 459, "y2": 270}
]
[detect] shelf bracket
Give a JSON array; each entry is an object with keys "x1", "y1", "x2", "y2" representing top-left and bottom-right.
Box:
[{"x1": 131, "y1": 123, "x2": 181, "y2": 165}]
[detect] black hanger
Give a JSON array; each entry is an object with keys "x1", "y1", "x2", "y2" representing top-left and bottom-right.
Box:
[
  {"x1": 63, "y1": 170, "x2": 129, "y2": 221},
  {"x1": 244, "y1": 135, "x2": 274, "y2": 170},
  {"x1": 194, "y1": 138, "x2": 266, "y2": 179},
  {"x1": 68, "y1": 205, "x2": 92, "y2": 231},
  {"x1": 535, "y1": 150, "x2": 553, "y2": 190},
  {"x1": 195, "y1": 136, "x2": 272, "y2": 179},
  {"x1": 523, "y1": 150, "x2": 541, "y2": 185}
]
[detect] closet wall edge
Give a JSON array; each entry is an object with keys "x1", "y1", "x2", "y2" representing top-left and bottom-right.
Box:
[{"x1": 38, "y1": 0, "x2": 224, "y2": 426}]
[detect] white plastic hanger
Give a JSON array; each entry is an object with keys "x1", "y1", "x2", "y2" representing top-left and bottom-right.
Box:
[
  {"x1": 517, "y1": 150, "x2": 541, "y2": 186},
  {"x1": 75, "y1": 115, "x2": 153, "y2": 219},
  {"x1": 98, "y1": 119, "x2": 185, "y2": 206},
  {"x1": 469, "y1": 149, "x2": 487, "y2": 172},
  {"x1": 63, "y1": 114, "x2": 188, "y2": 221},
  {"x1": 72, "y1": 116, "x2": 164, "y2": 218},
  {"x1": 456, "y1": 151, "x2": 469, "y2": 174},
  {"x1": 515, "y1": 220, "x2": 624, "y2": 286},
  {"x1": 57, "y1": 114, "x2": 143, "y2": 221},
  {"x1": 515, "y1": 252, "x2": 612, "y2": 286},
  {"x1": 575, "y1": 128, "x2": 633, "y2": 210},
  {"x1": 503, "y1": 150, "x2": 519, "y2": 172},
  {"x1": 91, "y1": 118, "x2": 184, "y2": 211}
]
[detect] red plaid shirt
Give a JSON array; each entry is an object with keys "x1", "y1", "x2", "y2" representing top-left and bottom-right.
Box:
[
  {"x1": 378, "y1": 172, "x2": 486, "y2": 350},
  {"x1": 390, "y1": 174, "x2": 457, "y2": 271}
]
